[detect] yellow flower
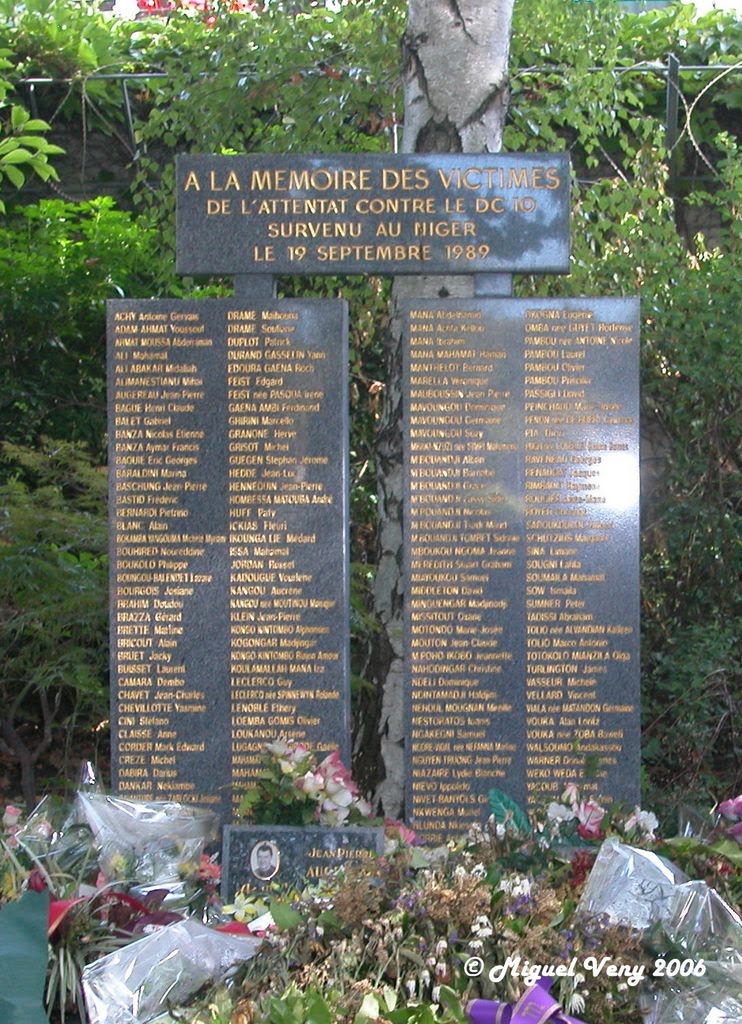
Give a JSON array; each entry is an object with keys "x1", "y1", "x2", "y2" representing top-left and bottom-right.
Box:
[{"x1": 221, "y1": 890, "x2": 268, "y2": 924}]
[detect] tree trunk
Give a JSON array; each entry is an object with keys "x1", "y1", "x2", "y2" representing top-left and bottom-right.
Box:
[{"x1": 368, "y1": 0, "x2": 515, "y2": 818}]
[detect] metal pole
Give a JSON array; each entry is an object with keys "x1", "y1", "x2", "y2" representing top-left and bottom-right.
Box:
[{"x1": 666, "y1": 54, "x2": 680, "y2": 186}]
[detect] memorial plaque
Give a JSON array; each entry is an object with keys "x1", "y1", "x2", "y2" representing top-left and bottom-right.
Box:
[
  {"x1": 222, "y1": 825, "x2": 384, "y2": 898},
  {"x1": 403, "y1": 298, "x2": 640, "y2": 843},
  {"x1": 176, "y1": 153, "x2": 570, "y2": 277},
  {"x1": 108, "y1": 298, "x2": 350, "y2": 821}
]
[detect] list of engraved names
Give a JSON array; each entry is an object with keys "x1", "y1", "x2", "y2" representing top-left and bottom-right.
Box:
[
  {"x1": 109, "y1": 299, "x2": 349, "y2": 819},
  {"x1": 404, "y1": 298, "x2": 640, "y2": 843}
]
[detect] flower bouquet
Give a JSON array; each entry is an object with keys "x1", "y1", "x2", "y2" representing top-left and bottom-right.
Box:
[{"x1": 237, "y1": 739, "x2": 372, "y2": 827}]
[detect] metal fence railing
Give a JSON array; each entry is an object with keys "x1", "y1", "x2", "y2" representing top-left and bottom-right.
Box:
[{"x1": 16, "y1": 55, "x2": 740, "y2": 186}]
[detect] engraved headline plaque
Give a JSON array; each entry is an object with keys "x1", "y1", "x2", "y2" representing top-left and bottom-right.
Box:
[
  {"x1": 404, "y1": 297, "x2": 640, "y2": 844},
  {"x1": 176, "y1": 153, "x2": 570, "y2": 277},
  {"x1": 108, "y1": 298, "x2": 349, "y2": 821}
]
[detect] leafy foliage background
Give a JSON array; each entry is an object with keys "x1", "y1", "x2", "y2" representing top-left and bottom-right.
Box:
[{"x1": 0, "y1": 0, "x2": 739, "y2": 822}]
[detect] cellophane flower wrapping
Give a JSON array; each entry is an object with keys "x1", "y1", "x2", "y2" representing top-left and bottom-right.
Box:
[
  {"x1": 645, "y1": 880, "x2": 742, "y2": 1023},
  {"x1": 81, "y1": 917, "x2": 261, "y2": 1024},
  {"x1": 578, "y1": 842, "x2": 742, "y2": 1024},
  {"x1": 646, "y1": 985, "x2": 742, "y2": 1023},
  {"x1": 664, "y1": 880, "x2": 742, "y2": 966},
  {"x1": 70, "y1": 793, "x2": 218, "y2": 887},
  {"x1": 576, "y1": 837, "x2": 687, "y2": 930}
]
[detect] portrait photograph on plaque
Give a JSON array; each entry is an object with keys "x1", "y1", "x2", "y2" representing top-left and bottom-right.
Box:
[{"x1": 249, "y1": 840, "x2": 280, "y2": 882}]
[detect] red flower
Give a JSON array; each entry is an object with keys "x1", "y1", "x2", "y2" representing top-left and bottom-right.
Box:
[
  {"x1": 48, "y1": 898, "x2": 85, "y2": 937},
  {"x1": 197, "y1": 853, "x2": 221, "y2": 881},
  {"x1": 569, "y1": 849, "x2": 596, "y2": 887},
  {"x1": 27, "y1": 868, "x2": 48, "y2": 893}
]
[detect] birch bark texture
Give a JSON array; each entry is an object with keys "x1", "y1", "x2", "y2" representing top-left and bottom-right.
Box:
[{"x1": 368, "y1": 0, "x2": 515, "y2": 817}]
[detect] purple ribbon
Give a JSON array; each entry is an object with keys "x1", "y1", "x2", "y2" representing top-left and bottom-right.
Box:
[{"x1": 468, "y1": 977, "x2": 586, "y2": 1024}]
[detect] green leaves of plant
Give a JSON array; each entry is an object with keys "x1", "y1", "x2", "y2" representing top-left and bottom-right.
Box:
[
  {"x1": 263, "y1": 983, "x2": 334, "y2": 1024},
  {"x1": 269, "y1": 900, "x2": 303, "y2": 932},
  {"x1": 488, "y1": 788, "x2": 531, "y2": 835},
  {"x1": 0, "y1": 890, "x2": 50, "y2": 1024}
]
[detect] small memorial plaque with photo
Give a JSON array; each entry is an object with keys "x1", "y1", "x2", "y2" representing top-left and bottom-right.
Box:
[{"x1": 221, "y1": 825, "x2": 384, "y2": 898}]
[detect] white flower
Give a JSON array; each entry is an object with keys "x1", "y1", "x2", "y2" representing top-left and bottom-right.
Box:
[
  {"x1": 471, "y1": 915, "x2": 493, "y2": 937},
  {"x1": 296, "y1": 770, "x2": 325, "y2": 798},
  {"x1": 287, "y1": 743, "x2": 310, "y2": 765},
  {"x1": 565, "y1": 974, "x2": 587, "y2": 1015},
  {"x1": 354, "y1": 797, "x2": 373, "y2": 818},
  {"x1": 567, "y1": 992, "x2": 586, "y2": 1015},
  {"x1": 624, "y1": 807, "x2": 659, "y2": 839},
  {"x1": 266, "y1": 739, "x2": 291, "y2": 757},
  {"x1": 320, "y1": 801, "x2": 350, "y2": 826},
  {"x1": 495, "y1": 822, "x2": 507, "y2": 839},
  {"x1": 468, "y1": 938, "x2": 484, "y2": 952},
  {"x1": 547, "y1": 801, "x2": 576, "y2": 823},
  {"x1": 467, "y1": 823, "x2": 486, "y2": 844},
  {"x1": 323, "y1": 778, "x2": 354, "y2": 806},
  {"x1": 499, "y1": 874, "x2": 531, "y2": 898}
]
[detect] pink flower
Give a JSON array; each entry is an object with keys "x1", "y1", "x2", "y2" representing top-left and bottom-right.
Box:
[
  {"x1": 384, "y1": 819, "x2": 418, "y2": 845},
  {"x1": 317, "y1": 751, "x2": 354, "y2": 788},
  {"x1": 561, "y1": 783, "x2": 580, "y2": 806},
  {"x1": 2, "y1": 805, "x2": 22, "y2": 829},
  {"x1": 717, "y1": 795, "x2": 742, "y2": 821},
  {"x1": 575, "y1": 800, "x2": 605, "y2": 839},
  {"x1": 727, "y1": 821, "x2": 742, "y2": 845}
]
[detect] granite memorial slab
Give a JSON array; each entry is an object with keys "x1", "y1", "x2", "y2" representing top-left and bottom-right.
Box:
[
  {"x1": 222, "y1": 825, "x2": 385, "y2": 898},
  {"x1": 176, "y1": 153, "x2": 570, "y2": 277},
  {"x1": 403, "y1": 297, "x2": 641, "y2": 844},
  {"x1": 108, "y1": 297, "x2": 350, "y2": 822}
]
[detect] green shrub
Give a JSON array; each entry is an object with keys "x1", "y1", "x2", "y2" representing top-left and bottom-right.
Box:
[
  {"x1": 0, "y1": 440, "x2": 109, "y2": 808},
  {"x1": 0, "y1": 196, "x2": 165, "y2": 460}
]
